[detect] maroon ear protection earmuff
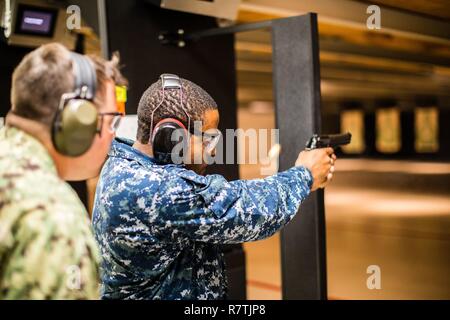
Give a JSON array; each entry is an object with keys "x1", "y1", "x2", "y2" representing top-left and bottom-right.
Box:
[
  {"x1": 151, "y1": 117, "x2": 189, "y2": 164},
  {"x1": 150, "y1": 74, "x2": 191, "y2": 164}
]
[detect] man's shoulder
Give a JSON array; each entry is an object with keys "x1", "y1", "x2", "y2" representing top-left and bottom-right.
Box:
[
  {"x1": 1, "y1": 161, "x2": 83, "y2": 208},
  {"x1": 0, "y1": 127, "x2": 80, "y2": 207},
  {"x1": 99, "y1": 154, "x2": 209, "y2": 189},
  {"x1": 0, "y1": 175, "x2": 89, "y2": 231},
  {"x1": 0, "y1": 168, "x2": 98, "y2": 263},
  {"x1": 95, "y1": 158, "x2": 205, "y2": 210},
  {"x1": 0, "y1": 152, "x2": 89, "y2": 238},
  {"x1": 0, "y1": 185, "x2": 99, "y2": 300},
  {"x1": 99, "y1": 155, "x2": 165, "y2": 193}
]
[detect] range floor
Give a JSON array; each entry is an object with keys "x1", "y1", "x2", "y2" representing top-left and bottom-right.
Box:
[{"x1": 244, "y1": 159, "x2": 450, "y2": 299}]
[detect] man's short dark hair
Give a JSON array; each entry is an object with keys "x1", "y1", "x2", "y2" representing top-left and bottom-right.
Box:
[
  {"x1": 11, "y1": 43, "x2": 127, "y2": 129},
  {"x1": 137, "y1": 78, "x2": 218, "y2": 144}
]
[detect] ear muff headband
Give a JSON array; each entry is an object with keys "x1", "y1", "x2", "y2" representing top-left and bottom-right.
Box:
[
  {"x1": 70, "y1": 52, "x2": 97, "y2": 99},
  {"x1": 52, "y1": 52, "x2": 98, "y2": 157}
]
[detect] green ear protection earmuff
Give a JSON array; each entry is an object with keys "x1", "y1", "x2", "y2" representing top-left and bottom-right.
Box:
[{"x1": 52, "y1": 52, "x2": 98, "y2": 157}]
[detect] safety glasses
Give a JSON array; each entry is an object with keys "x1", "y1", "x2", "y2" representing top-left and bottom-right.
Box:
[
  {"x1": 97, "y1": 112, "x2": 124, "y2": 135},
  {"x1": 195, "y1": 129, "x2": 222, "y2": 154}
]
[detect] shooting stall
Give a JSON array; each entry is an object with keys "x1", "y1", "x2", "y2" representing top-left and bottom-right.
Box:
[
  {"x1": 272, "y1": 15, "x2": 326, "y2": 300},
  {"x1": 99, "y1": 0, "x2": 326, "y2": 299}
]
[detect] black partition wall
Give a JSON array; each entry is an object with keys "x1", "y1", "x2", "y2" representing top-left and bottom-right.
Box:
[{"x1": 272, "y1": 14, "x2": 327, "y2": 300}]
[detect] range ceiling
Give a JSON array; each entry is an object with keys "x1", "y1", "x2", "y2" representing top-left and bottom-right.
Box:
[{"x1": 234, "y1": 0, "x2": 450, "y2": 103}]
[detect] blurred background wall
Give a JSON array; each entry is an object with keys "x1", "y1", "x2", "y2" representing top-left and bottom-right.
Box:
[{"x1": 234, "y1": 0, "x2": 450, "y2": 299}]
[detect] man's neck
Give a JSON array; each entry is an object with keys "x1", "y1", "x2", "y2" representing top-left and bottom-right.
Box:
[
  {"x1": 6, "y1": 112, "x2": 53, "y2": 149},
  {"x1": 6, "y1": 112, "x2": 65, "y2": 176},
  {"x1": 132, "y1": 140, "x2": 154, "y2": 157}
]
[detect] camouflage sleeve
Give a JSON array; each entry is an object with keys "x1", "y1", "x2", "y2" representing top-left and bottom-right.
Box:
[
  {"x1": 0, "y1": 206, "x2": 100, "y2": 300},
  {"x1": 157, "y1": 166, "x2": 313, "y2": 244}
]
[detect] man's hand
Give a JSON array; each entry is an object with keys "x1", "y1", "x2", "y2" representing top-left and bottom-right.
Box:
[{"x1": 295, "y1": 147, "x2": 336, "y2": 191}]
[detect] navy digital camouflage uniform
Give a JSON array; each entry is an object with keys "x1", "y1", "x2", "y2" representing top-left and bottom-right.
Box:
[{"x1": 92, "y1": 137, "x2": 313, "y2": 300}]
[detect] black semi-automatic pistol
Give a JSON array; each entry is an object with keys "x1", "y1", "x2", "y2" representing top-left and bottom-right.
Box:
[{"x1": 305, "y1": 132, "x2": 352, "y2": 150}]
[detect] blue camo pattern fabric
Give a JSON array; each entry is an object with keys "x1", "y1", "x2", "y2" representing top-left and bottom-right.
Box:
[{"x1": 92, "y1": 138, "x2": 313, "y2": 300}]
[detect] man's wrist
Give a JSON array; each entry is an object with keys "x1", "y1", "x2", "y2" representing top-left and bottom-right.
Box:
[
  {"x1": 302, "y1": 166, "x2": 314, "y2": 190},
  {"x1": 290, "y1": 165, "x2": 314, "y2": 191}
]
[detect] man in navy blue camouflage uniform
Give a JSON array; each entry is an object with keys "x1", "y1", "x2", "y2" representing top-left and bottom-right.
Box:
[{"x1": 92, "y1": 76, "x2": 337, "y2": 299}]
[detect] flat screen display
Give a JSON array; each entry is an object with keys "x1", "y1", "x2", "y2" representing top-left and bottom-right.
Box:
[{"x1": 14, "y1": 4, "x2": 58, "y2": 38}]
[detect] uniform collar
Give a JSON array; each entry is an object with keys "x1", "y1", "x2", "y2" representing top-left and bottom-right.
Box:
[
  {"x1": 109, "y1": 137, "x2": 160, "y2": 167},
  {"x1": 1, "y1": 126, "x2": 57, "y2": 175}
]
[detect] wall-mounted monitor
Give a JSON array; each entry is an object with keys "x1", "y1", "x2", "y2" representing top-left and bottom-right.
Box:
[
  {"x1": 1, "y1": 0, "x2": 75, "y2": 49},
  {"x1": 14, "y1": 4, "x2": 58, "y2": 38}
]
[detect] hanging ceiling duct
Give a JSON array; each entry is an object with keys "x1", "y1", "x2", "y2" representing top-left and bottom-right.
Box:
[{"x1": 144, "y1": 0, "x2": 240, "y2": 20}]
